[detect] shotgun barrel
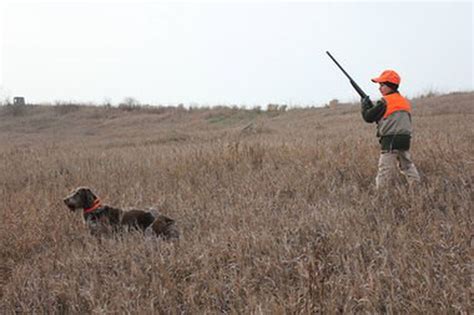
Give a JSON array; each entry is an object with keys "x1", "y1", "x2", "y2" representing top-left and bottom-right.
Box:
[{"x1": 326, "y1": 51, "x2": 367, "y2": 99}]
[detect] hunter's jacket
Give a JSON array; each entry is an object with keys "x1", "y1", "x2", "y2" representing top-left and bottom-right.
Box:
[
  {"x1": 377, "y1": 93, "x2": 412, "y2": 137},
  {"x1": 361, "y1": 92, "x2": 413, "y2": 151}
]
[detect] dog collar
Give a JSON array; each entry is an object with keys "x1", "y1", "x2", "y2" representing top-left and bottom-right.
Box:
[{"x1": 84, "y1": 198, "x2": 102, "y2": 214}]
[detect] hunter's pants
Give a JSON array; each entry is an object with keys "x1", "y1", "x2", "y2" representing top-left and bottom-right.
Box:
[{"x1": 375, "y1": 150, "x2": 420, "y2": 189}]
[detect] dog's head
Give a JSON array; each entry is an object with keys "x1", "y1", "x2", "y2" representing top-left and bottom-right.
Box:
[{"x1": 63, "y1": 187, "x2": 99, "y2": 212}]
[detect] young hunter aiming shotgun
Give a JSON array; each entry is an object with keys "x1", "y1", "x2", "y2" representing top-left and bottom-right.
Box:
[{"x1": 326, "y1": 51, "x2": 420, "y2": 189}]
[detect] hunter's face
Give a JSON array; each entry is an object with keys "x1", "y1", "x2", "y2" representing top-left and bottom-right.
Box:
[{"x1": 379, "y1": 83, "x2": 392, "y2": 96}]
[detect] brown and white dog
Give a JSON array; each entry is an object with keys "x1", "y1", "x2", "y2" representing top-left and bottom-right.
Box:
[{"x1": 63, "y1": 187, "x2": 179, "y2": 239}]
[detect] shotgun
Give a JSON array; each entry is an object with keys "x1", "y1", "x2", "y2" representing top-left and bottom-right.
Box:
[{"x1": 326, "y1": 51, "x2": 367, "y2": 99}]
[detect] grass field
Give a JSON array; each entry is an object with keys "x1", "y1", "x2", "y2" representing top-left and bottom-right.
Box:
[{"x1": 0, "y1": 92, "x2": 472, "y2": 313}]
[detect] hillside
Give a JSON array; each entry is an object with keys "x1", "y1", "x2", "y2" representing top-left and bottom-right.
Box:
[
  {"x1": 1, "y1": 92, "x2": 472, "y2": 148},
  {"x1": 0, "y1": 91, "x2": 472, "y2": 313}
]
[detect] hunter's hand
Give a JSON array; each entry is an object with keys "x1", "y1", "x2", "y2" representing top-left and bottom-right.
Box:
[{"x1": 361, "y1": 96, "x2": 373, "y2": 109}]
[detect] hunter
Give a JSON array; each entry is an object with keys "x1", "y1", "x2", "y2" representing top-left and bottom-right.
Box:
[{"x1": 361, "y1": 70, "x2": 420, "y2": 189}]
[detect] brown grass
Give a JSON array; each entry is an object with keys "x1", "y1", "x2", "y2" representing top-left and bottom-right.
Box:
[{"x1": 0, "y1": 92, "x2": 472, "y2": 313}]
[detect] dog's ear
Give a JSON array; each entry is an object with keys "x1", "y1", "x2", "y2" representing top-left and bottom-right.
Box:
[{"x1": 82, "y1": 188, "x2": 97, "y2": 209}]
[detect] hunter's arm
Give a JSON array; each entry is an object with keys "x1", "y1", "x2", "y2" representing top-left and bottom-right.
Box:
[{"x1": 361, "y1": 97, "x2": 386, "y2": 123}]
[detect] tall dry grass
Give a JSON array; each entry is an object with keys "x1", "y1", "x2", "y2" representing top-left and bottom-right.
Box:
[{"x1": 0, "y1": 92, "x2": 472, "y2": 313}]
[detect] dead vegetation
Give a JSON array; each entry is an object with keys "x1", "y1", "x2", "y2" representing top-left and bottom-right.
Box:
[{"x1": 0, "y1": 92, "x2": 472, "y2": 313}]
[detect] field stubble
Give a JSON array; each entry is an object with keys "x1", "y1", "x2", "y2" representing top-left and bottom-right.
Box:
[{"x1": 0, "y1": 92, "x2": 472, "y2": 313}]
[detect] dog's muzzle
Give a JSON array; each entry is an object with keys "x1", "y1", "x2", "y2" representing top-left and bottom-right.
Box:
[{"x1": 63, "y1": 198, "x2": 77, "y2": 211}]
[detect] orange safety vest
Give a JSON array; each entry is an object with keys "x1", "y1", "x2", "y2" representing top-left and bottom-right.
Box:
[{"x1": 382, "y1": 93, "x2": 411, "y2": 119}]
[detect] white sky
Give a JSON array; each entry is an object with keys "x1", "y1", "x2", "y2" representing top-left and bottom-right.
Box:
[{"x1": 0, "y1": 1, "x2": 473, "y2": 106}]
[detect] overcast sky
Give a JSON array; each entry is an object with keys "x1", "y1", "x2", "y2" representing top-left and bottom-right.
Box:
[{"x1": 0, "y1": 1, "x2": 472, "y2": 106}]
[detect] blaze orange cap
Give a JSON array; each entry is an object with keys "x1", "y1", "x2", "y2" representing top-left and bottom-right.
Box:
[{"x1": 371, "y1": 70, "x2": 401, "y2": 85}]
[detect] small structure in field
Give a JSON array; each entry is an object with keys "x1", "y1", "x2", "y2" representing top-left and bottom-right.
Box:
[
  {"x1": 328, "y1": 99, "x2": 339, "y2": 109},
  {"x1": 13, "y1": 97, "x2": 25, "y2": 106}
]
